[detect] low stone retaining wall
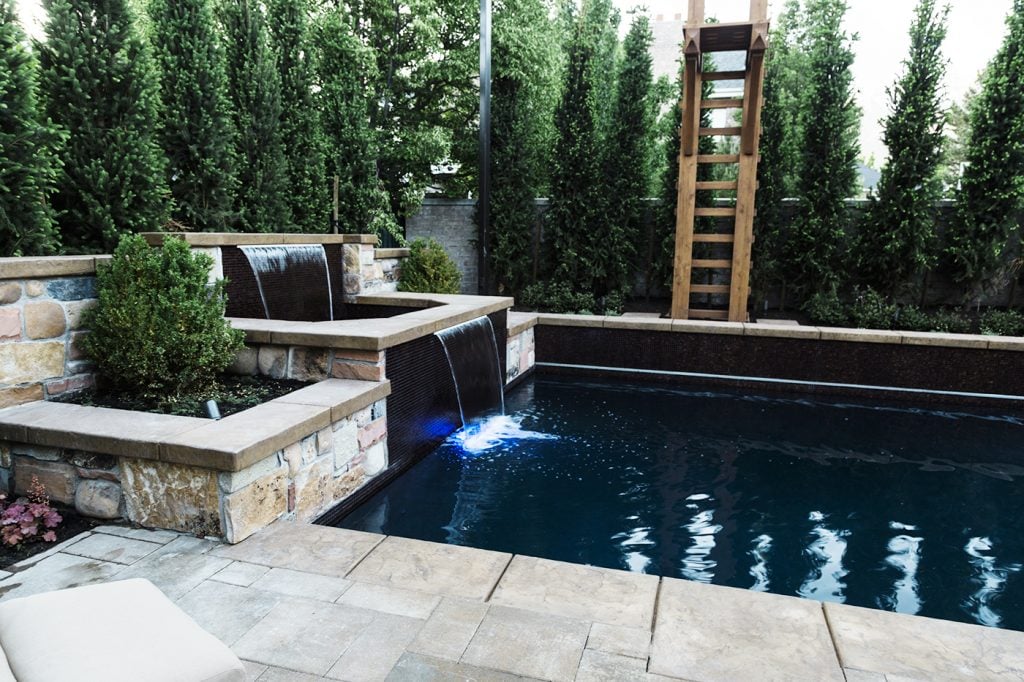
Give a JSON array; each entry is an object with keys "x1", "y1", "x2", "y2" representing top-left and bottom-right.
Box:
[
  {"x1": 506, "y1": 312, "x2": 537, "y2": 385},
  {"x1": 0, "y1": 379, "x2": 390, "y2": 543}
]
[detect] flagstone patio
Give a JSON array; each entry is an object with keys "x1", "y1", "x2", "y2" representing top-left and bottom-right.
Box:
[{"x1": 1, "y1": 521, "x2": 1022, "y2": 681}]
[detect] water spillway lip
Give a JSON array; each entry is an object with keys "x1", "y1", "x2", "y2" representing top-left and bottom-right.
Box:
[{"x1": 139, "y1": 232, "x2": 378, "y2": 246}]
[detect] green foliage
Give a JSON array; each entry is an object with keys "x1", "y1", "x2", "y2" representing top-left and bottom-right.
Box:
[
  {"x1": 149, "y1": 0, "x2": 238, "y2": 230},
  {"x1": 947, "y1": 0, "x2": 1024, "y2": 295},
  {"x1": 858, "y1": 0, "x2": 948, "y2": 293},
  {"x1": 266, "y1": 0, "x2": 327, "y2": 233},
  {"x1": 398, "y1": 238, "x2": 461, "y2": 294},
  {"x1": 38, "y1": 0, "x2": 169, "y2": 253},
  {"x1": 487, "y1": 0, "x2": 560, "y2": 296},
  {"x1": 848, "y1": 287, "x2": 898, "y2": 330},
  {"x1": 785, "y1": 0, "x2": 860, "y2": 295},
  {"x1": 803, "y1": 287, "x2": 978, "y2": 333},
  {"x1": 0, "y1": 0, "x2": 62, "y2": 256},
  {"x1": 926, "y1": 307, "x2": 971, "y2": 333},
  {"x1": 602, "y1": 12, "x2": 655, "y2": 295},
  {"x1": 82, "y1": 235, "x2": 245, "y2": 400},
  {"x1": 802, "y1": 287, "x2": 848, "y2": 327},
  {"x1": 221, "y1": 0, "x2": 292, "y2": 233},
  {"x1": 893, "y1": 304, "x2": 931, "y2": 331},
  {"x1": 980, "y1": 308, "x2": 1024, "y2": 336},
  {"x1": 519, "y1": 280, "x2": 596, "y2": 314},
  {"x1": 314, "y1": 7, "x2": 400, "y2": 240}
]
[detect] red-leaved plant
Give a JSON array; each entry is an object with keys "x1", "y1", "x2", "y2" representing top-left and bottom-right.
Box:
[{"x1": 0, "y1": 476, "x2": 62, "y2": 547}]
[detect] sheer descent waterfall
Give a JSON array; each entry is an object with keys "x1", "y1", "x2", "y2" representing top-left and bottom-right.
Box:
[
  {"x1": 435, "y1": 316, "x2": 505, "y2": 425},
  {"x1": 239, "y1": 244, "x2": 334, "y2": 321}
]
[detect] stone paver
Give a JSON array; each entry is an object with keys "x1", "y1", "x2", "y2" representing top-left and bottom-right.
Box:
[
  {"x1": 491, "y1": 555, "x2": 658, "y2": 629},
  {"x1": 93, "y1": 525, "x2": 181, "y2": 543},
  {"x1": 407, "y1": 597, "x2": 489, "y2": 662},
  {"x1": 347, "y1": 536, "x2": 511, "y2": 601},
  {"x1": 386, "y1": 653, "x2": 535, "y2": 681},
  {"x1": 462, "y1": 605, "x2": 590, "y2": 682},
  {"x1": 60, "y1": 531, "x2": 164, "y2": 564},
  {"x1": 115, "y1": 536, "x2": 231, "y2": 599},
  {"x1": 841, "y1": 669, "x2": 886, "y2": 682},
  {"x1": 337, "y1": 582, "x2": 441, "y2": 619},
  {"x1": 326, "y1": 612, "x2": 424, "y2": 681},
  {"x1": 586, "y1": 622, "x2": 651, "y2": 660},
  {"x1": 258, "y1": 667, "x2": 324, "y2": 682},
  {"x1": 213, "y1": 560, "x2": 272, "y2": 587},
  {"x1": 213, "y1": 521, "x2": 383, "y2": 577},
  {"x1": 233, "y1": 598, "x2": 377, "y2": 675},
  {"x1": 824, "y1": 602, "x2": 1024, "y2": 680},
  {"x1": 575, "y1": 649, "x2": 674, "y2": 682},
  {"x1": 176, "y1": 580, "x2": 283, "y2": 646},
  {"x1": 0, "y1": 551, "x2": 123, "y2": 600},
  {"x1": 649, "y1": 578, "x2": 844, "y2": 682},
  {"x1": 242, "y1": 660, "x2": 269, "y2": 681},
  {"x1": 251, "y1": 567, "x2": 352, "y2": 602}
]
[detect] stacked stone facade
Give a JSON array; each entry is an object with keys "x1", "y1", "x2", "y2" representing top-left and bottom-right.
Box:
[
  {"x1": 342, "y1": 243, "x2": 404, "y2": 301},
  {"x1": 506, "y1": 327, "x2": 536, "y2": 385}
]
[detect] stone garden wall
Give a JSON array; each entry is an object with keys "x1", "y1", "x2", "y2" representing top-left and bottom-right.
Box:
[
  {"x1": 0, "y1": 257, "x2": 102, "y2": 409},
  {"x1": 506, "y1": 326, "x2": 536, "y2": 386}
]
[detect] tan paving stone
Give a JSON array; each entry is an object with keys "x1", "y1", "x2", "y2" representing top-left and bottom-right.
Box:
[
  {"x1": 242, "y1": 660, "x2": 268, "y2": 681},
  {"x1": 326, "y1": 612, "x2": 424, "y2": 681},
  {"x1": 60, "y1": 532, "x2": 164, "y2": 565},
  {"x1": 841, "y1": 669, "x2": 886, "y2": 682},
  {"x1": 212, "y1": 521, "x2": 383, "y2": 577},
  {"x1": 92, "y1": 524, "x2": 182, "y2": 544},
  {"x1": 0, "y1": 552, "x2": 123, "y2": 600},
  {"x1": 461, "y1": 605, "x2": 590, "y2": 682},
  {"x1": 586, "y1": 622, "x2": 651, "y2": 659},
  {"x1": 257, "y1": 667, "x2": 324, "y2": 682},
  {"x1": 114, "y1": 537, "x2": 232, "y2": 599},
  {"x1": 824, "y1": 602, "x2": 1024, "y2": 680},
  {"x1": 337, "y1": 582, "x2": 441, "y2": 619},
  {"x1": 386, "y1": 653, "x2": 535, "y2": 681},
  {"x1": 649, "y1": 578, "x2": 843, "y2": 682},
  {"x1": 347, "y1": 536, "x2": 511, "y2": 601},
  {"x1": 252, "y1": 567, "x2": 353, "y2": 602},
  {"x1": 575, "y1": 650, "x2": 675, "y2": 682},
  {"x1": 490, "y1": 555, "x2": 658, "y2": 629},
  {"x1": 233, "y1": 597, "x2": 377, "y2": 675},
  {"x1": 407, "y1": 598, "x2": 489, "y2": 661},
  {"x1": 212, "y1": 561, "x2": 272, "y2": 587},
  {"x1": 176, "y1": 580, "x2": 283, "y2": 646}
]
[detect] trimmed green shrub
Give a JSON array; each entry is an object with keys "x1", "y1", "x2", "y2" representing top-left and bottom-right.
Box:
[
  {"x1": 83, "y1": 235, "x2": 245, "y2": 401},
  {"x1": 894, "y1": 305, "x2": 932, "y2": 331},
  {"x1": 849, "y1": 288, "x2": 898, "y2": 330},
  {"x1": 980, "y1": 309, "x2": 1024, "y2": 336},
  {"x1": 927, "y1": 308, "x2": 971, "y2": 334},
  {"x1": 519, "y1": 281, "x2": 596, "y2": 315},
  {"x1": 398, "y1": 238, "x2": 461, "y2": 295},
  {"x1": 802, "y1": 287, "x2": 848, "y2": 327}
]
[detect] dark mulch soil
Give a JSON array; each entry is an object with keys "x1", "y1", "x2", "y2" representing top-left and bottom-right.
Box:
[
  {"x1": 0, "y1": 506, "x2": 100, "y2": 569},
  {"x1": 58, "y1": 375, "x2": 313, "y2": 419}
]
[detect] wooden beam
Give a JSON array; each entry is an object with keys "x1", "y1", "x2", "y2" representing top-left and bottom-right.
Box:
[
  {"x1": 670, "y1": 64, "x2": 702, "y2": 319},
  {"x1": 687, "y1": 0, "x2": 705, "y2": 25},
  {"x1": 687, "y1": 308, "x2": 730, "y2": 320},
  {"x1": 692, "y1": 284, "x2": 730, "y2": 295},
  {"x1": 749, "y1": 0, "x2": 768, "y2": 22},
  {"x1": 693, "y1": 234, "x2": 734, "y2": 243},
  {"x1": 694, "y1": 207, "x2": 736, "y2": 217},
  {"x1": 696, "y1": 180, "x2": 738, "y2": 190},
  {"x1": 702, "y1": 70, "x2": 746, "y2": 81},
  {"x1": 699, "y1": 127, "x2": 742, "y2": 136},
  {"x1": 693, "y1": 259, "x2": 732, "y2": 268},
  {"x1": 697, "y1": 154, "x2": 740, "y2": 163},
  {"x1": 701, "y1": 98, "x2": 744, "y2": 109},
  {"x1": 681, "y1": 52, "x2": 700, "y2": 156}
]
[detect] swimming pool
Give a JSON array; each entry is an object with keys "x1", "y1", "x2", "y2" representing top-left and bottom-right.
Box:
[{"x1": 337, "y1": 375, "x2": 1024, "y2": 630}]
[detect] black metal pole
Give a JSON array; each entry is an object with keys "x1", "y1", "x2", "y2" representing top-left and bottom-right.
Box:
[{"x1": 477, "y1": 0, "x2": 492, "y2": 295}]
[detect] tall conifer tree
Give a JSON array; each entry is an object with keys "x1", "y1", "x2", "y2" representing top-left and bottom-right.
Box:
[
  {"x1": 221, "y1": 0, "x2": 292, "y2": 233},
  {"x1": 38, "y1": 0, "x2": 169, "y2": 252},
  {"x1": 149, "y1": 0, "x2": 238, "y2": 230},
  {"x1": 0, "y1": 0, "x2": 61, "y2": 256}
]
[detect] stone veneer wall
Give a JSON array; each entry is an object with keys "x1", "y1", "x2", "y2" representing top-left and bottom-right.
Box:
[
  {"x1": 230, "y1": 344, "x2": 385, "y2": 383},
  {"x1": 0, "y1": 261, "x2": 100, "y2": 409},
  {"x1": 506, "y1": 327, "x2": 536, "y2": 385},
  {"x1": 0, "y1": 395, "x2": 388, "y2": 543}
]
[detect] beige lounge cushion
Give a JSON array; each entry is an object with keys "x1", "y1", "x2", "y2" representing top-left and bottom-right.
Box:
[
  {"x1": 0, "y1": 578, "x2": 244, "y2": 682},
  {"x1": 0, "y1": 646, "x2": 14, "y2": 682}
]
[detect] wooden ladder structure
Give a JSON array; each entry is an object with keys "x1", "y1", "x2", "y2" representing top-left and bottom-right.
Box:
[{"x1": 670, "y1": 0, "x2": 769, "y2": 322}]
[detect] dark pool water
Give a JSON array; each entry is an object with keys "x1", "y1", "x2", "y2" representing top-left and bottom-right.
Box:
[{"x1": 338, "y1": 376, "x2": 1024, "y2": 630}]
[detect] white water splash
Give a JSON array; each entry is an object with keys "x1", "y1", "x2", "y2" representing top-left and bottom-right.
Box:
[{"x1": 450, "y1": 415, "x2": 557, "y2": 454}]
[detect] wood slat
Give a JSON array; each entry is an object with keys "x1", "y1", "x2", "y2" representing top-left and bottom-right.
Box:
[
  {"x1": 686, "y1": 308, "x2": 731, "y2": 321},
  {"x1": 693, "y1": 234, "x2": 734, "y2": 243},
  {"x1": 701, "y1": 98, "x2": 744, "y2": 109},
  {"x1": 691, "y1": 284, "x2": 731, "y2": 294},
  {"x1": 697, "y1": 154, "x2": 740, "y2": 164},
  {"x1": 699, "y1": 127, "x2": 742, "y2": 136},
  {"x1": 692, "y1": 259, "x2": 732, "y2": 268},
  {"x1": 696, "y1": 181, "x2": 738, "y2": 191},
  {"x1": 701, "y1": 70, "x2": 746, "y2": 81},
  {"x1": 694, "y1": 207, "x2": 736, "y2": 217}
]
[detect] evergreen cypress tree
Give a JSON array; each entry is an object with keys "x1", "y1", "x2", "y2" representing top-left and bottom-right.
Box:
[
  {"x1": 221, "y1": 0, "x2": 292, "y2": 233},
  {"x1": 487, "y1": 0, "x2": 560, "y2": 296},
  {"x1": 149, "y1": 0, "x2": 238, "y2": 231},
  {"x1": 858, "y1": 0, "x2": 948, "y2": 294},
  {"x1": 785, "y1": 0, "x2": 860, "y2": 296},
  {"x1": 947, "y1": 0, "x2": 1024, "y2": 296},
  {"x1": 38, "y1": 0, "x2": 169, "y2": 253},
  {"x1": 603, "y1": 12, "x2": 654, "y2": 296},
  {"x1": 314, "y1": 6, "x2": 399, "y2": 239},
  {"x1": 267, "y1": 0, "x2": 327, "y2": 233},
  {"x1": 0, "y1": 0, "x2": 61, "y2": 256}
]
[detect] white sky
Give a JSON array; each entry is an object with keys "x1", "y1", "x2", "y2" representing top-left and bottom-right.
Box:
[{"x1": 16, "y1": 0, "x2": 1014, "y2": 163}]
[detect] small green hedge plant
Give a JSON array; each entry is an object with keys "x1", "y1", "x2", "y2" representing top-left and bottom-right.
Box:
[
  {"x1": 398, "y1": 238, "x2": 461, "y2": 294},
  {"x1": 980, "y1": 308, "x2": 1024, "y2": 336},
  {"x1": 519, "y1": 281, "x2": 597, "y2": 314},
  {"x1": 83, "y1": 235, "x2": 245, "y2": 401}
]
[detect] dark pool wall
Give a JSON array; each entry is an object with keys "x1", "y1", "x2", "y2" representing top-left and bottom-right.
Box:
[
  {"x1": 223, "y1": 244, "x2": 347, "y2": 320},
  {"x1": 536, "y1": 326, "x2": 1024, "y2": 401}
]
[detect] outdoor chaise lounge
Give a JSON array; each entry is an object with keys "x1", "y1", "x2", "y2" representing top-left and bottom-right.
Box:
[{"x1": 0, "y1": 579, "x2": 245, "y2": 682}]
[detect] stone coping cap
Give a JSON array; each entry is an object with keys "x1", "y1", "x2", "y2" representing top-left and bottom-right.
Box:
[
  {"x1": 0, "y1": 379, "x2": 390, "y2": 472},
  {"x1": 230, "y1": 293, "x2": 514, "y2": 350},
  {"x1": 530, "y1": 313, "x2": 1024, "y2": 350},
  {"x1": 374, "y1": 248, "x2": 410, "y2": 259},
  {"x1": 0, "y1": 255, "x2": 100, "y2": 279},
  {"x1": 140, "y1": 232, "x2": 379, "y2": 247},
  {"x1": 507, "y1": 312, "x2": 538, "y2": 337}
]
